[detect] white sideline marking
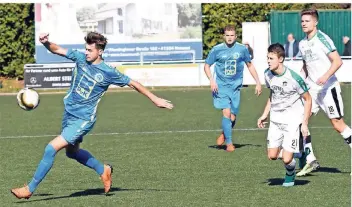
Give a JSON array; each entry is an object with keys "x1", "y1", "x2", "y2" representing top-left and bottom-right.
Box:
[{"x1": 0, "y1": 126, "x2": 332, "y2": 139}]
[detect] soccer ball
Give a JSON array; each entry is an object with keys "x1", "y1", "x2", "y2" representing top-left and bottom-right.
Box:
[{"x1": 17, "y1": 88, "x2": 40, "y2": 111}]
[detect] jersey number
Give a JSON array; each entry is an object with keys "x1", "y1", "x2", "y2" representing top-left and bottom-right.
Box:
[{"x1": 328, "y1": 106, "x2": 334, "y2": 113}]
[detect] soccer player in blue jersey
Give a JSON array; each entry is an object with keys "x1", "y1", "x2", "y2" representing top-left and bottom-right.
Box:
[
  {"x1": 11, "y1": 32, "x2": 174, "y2": 199},
  {"x1": 204, "y1": 25, "x2": 262, "y2": 152}
]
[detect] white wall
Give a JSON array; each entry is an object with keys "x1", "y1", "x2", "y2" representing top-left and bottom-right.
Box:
[
  {"x1": 200, "y1": 58, "x2": 352, "y2": 86},
  {"x1": 120, "y1": 59, "x2": 352, "y2": 87}
]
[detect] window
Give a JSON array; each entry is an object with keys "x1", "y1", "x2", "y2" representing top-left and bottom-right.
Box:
[
  {"x1": 118, "y1": 20, "x2": 123, "y2": 34},
  {"x1": 117, "y1": 8, "x2": 123, "y2": 16}
]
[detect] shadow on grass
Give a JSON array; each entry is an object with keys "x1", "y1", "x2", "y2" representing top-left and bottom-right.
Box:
[
  {"x1": 316, "y1": 167, "x2": 347, "y2": 174},
  {"x1": 295, "y1": 166, "x2": 348, "y2": 175},
  {"x1": 208, "y1": 143, "x2": 261, "y2": 151},
  {"x1": 16, "y1": 187, "x2": 175, "y2": 203},
  {"x1": 266, "y1": 178, "x2": 310, "y2": 186}
]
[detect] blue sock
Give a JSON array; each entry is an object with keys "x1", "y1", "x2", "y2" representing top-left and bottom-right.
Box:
[
  {"x1": 231, "y1": 119, "x2": 236, "y2": 128},
  {"x1": 28, "y1": 144, "x2": 57, "y2": 193},
  {"x1": 222, "y1": 116, "x2": 232, "y2": 144},
  {"x1": 66, "y1": 149, "x2": 104, "y2": 176}
]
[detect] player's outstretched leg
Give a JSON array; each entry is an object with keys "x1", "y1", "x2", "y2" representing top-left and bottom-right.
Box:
[
  {"x1": 11, "y1": 135, "x2": 67, "y2": 199},
  {"x1": 11, "y1": 144, "x2": 57, "y2": 199},
  {"x1": 66, "y1": 147, "x2": 113, "y2": 194}
]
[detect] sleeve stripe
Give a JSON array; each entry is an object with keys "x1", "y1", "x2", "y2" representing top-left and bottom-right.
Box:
[
  {"x1": 289, "y1": 69, "x2": 309, "y2": 92},
  {"x1": 317, "y1": 32, "x2": 334, "y2": 52}
]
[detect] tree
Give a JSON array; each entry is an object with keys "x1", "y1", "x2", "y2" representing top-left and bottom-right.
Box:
[
  {"x1": 76, "y1": 6, "x2": 96, "y2": 22},
  {"x1": 177, "y1": 4, "x2": 201, "y2": 27},
  {"x1": 0, "y1": 3, "x2": 35, "y2": 79}
]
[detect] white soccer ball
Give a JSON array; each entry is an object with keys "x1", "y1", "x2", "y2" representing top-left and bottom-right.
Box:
[{"x1": 17, "y1": 88, "x2": 40, "y2": 111}]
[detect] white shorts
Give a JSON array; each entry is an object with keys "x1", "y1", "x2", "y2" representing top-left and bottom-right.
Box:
[
  {"x1": 267, "y1": 120, "x2": 303, "y2": 153},
  {"x1": 310, "y1": 82, "x2": 344, "y2": 119}
]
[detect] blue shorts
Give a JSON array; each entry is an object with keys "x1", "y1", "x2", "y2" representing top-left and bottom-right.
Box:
[
  {"x1": 213, "y1": 87, "x2": 241, "y2": 115},
  {"x1": 61, "y1": 111, "x2": 96, "y2": 145}
]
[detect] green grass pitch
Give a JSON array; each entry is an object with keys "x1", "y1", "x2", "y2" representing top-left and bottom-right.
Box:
[{"x1": 0, "y1": 85, "x2": 350, "y2": 206}]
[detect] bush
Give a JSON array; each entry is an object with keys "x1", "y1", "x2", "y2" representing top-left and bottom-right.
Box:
[{"x1": 0, "y1": 4, "x2": 35, "y2": 79}]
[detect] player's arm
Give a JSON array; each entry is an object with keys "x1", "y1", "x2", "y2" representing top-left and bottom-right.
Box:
[
  {"x1": 204, "y1": 63, "x2": 213, "y2": 82},
  {"x1": 246, "y1": 62, "x2": 261, "y2": 85},
  {"x1": 204, "y1": 48, "x2": 218, "y2": 93},
  {"x1": 257, "y1": 91, "x2": 271, "y2": 128},
  {"x1": 300, "y1": 91, "x2": 312, "y2": 137},
  {"x1": 245, "y1": 62, "x2": 262, "y2": 96},
  {"x1": 301, "y1": 92, "x2": 312, "y2": 126},
  {"x1": 204, "y1": 63, "x2": 218, "y2": 93},
  {"x1": 317, "y1": 36, "x2": 343, "y2": 85},
  {"x1": 39, "y1": 33, "x2": 68, "y2": 56},
  {"x1": 325, "y1": 51, "x2": 343, "y2": 78},
  {"x1": 128, "y1": 80, "x2": 173, "y2": 109},
  {"x1": 300, "y1": 60, "x2": 308, "y2": 79},
  {"x1": 316, "y1": 51, "x2": 342, "y2": 85}
]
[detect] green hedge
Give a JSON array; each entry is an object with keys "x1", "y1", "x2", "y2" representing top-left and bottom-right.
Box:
[{"x1": 0, "y1": 3, "x2": 34, "y2": 79}]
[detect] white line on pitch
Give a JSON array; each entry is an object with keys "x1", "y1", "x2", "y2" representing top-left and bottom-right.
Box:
[{"x1": 0, "y1": 126, "x2": 333, "y2": 139}]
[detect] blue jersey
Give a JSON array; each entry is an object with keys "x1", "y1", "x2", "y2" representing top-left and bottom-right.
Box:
[
  {"x1": 205, "y1": 42, "x2": 251, "y2": 88},
  {"x1": 63, "y1": 49, "x2": 131, "y2": 121}
]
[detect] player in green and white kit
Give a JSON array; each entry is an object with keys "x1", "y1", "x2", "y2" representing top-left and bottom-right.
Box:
[
  {"x1": 258, "y1": 43, "x2": 312, "y2": 187},
  {"x1": 297, "y1": 9, "x2": 351, "y2": 176}
]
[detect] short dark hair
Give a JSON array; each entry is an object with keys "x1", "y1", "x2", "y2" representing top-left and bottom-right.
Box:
[
  {"x1": 224, "y1": 25, "x2": 235, "y2": 33},
  {"x1": 268, "y1": 43, "x2": 285, "y2": 60},
  {"x1": 301, "y1": 8, "x2": 319, "y2": 21},
  {"x1": 84, "y1": 32, "x2": 108, "y2": 50}
]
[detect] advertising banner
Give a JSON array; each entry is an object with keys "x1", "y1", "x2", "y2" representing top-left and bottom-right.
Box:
[{"x1": 35, "y1": 3, "x2": 203, "y2": 63}]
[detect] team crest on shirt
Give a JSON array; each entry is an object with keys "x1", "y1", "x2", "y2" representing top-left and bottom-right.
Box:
[
  {"x1": 308, "y1": 41, "x2": 314, "y2": 47},
  {"x1": 283, "y1": 81, "x2": 287, "y2": 86},
  {"x1": 233, "y1": 53, "x2": 240, "y2": 59},
  {"x1": 94, "y1": 73, "x2": 104, "y2": 83}
]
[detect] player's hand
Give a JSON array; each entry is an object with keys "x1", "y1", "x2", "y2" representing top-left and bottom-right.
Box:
[
  {"x1": 152, "y1": 97, "x2": 174, "y2": 109},
  {"x1": 39, "y1": 33, "x2": 49, "y2": 44},
  {"x1": 257, "y1": 115, "x2": 268, "y2": 128},
  {"x1": 301, "y1": 123, "x2": 309, "y2": 138},
  {"x1": 210, "y1": 79, "x2": 218, "y2": 93},
  {"x1": 316, "y1": 74, "x2": 329, "y2": 86},
  {"x1": 255, "y1": 84, "x2": 262, "y2": 96}
]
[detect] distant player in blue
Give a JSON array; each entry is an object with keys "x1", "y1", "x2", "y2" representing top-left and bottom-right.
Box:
[
  {"x1": 204, "y1": 25, "x2": 262, "y2": 152},
  {"x1": 11, "y1": 32, "x2": 174, "y2": 199}
]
